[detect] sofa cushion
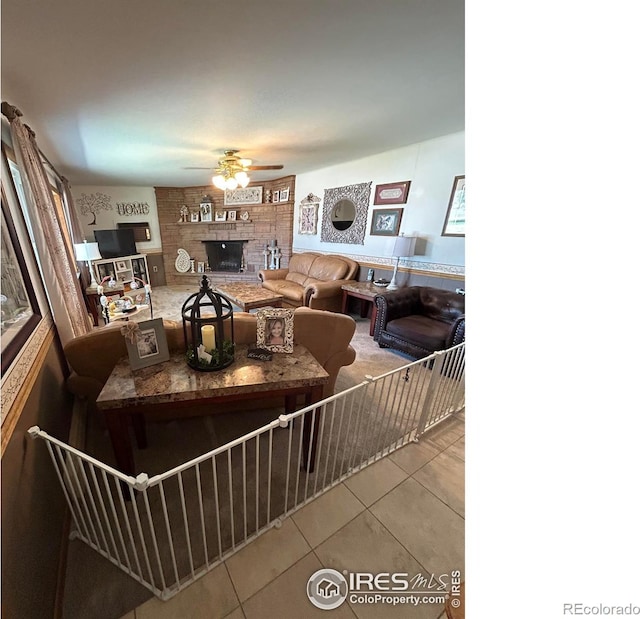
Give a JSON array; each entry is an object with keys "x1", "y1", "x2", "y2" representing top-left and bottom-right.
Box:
[
  {"x1": 288, "y1": 253, "x2": 318, "y2": 276},
  {"x1": 307, "y1": 255, "x2": 349, "y2": 281},
  {"x1": 262, "y1": 279, "x2": 305, "y2": 303},
  {"x1": 285, "y1": 271, "x2": 308, "y2": 286},
  {"x1": 386, "y1": 315, "x2": 451, "y2": 352}
]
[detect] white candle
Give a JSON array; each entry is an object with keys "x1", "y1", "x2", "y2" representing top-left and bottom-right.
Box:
[{"x1": 201, "y1": 325, "x2": 215, "y2": 351}]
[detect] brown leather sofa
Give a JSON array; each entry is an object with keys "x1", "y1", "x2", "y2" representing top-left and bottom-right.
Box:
[
  {"x1": 373, "y1": 286, "x2": 465, "y2": 359},
  {"x1": 64, "y1": 308, "x2": 357, "y2": 409},
  {"x1": 258, "y1": 252, "x2": 359, "y2": 312}
]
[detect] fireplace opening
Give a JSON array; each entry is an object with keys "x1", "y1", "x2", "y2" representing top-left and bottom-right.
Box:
[{"x1": 202, "y1": 240, "x2": 247, "y2": 272}]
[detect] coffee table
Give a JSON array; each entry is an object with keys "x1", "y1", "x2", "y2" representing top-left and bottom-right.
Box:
[
  {"x1": 96, "y1": 344, "x2": 328, "y2": 475},
  {"x1": 214, "y1": 282, "x2": 283, "y2": 312}
]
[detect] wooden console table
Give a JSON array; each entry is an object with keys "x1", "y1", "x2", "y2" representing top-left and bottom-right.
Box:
[
  {"x1": 97, "y1": 344, "x2": 329, "y2": 475},
  {"x1": 341, "y1": 281, "x2": 389, "y2": 336}
]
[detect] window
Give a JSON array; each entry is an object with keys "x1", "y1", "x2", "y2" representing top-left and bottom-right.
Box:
[{"x1": 1, "y1": 188, "x2": 42, "y2": 374}]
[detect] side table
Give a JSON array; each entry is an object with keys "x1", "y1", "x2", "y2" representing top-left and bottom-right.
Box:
[{"x1": 340, "y1": 281, "x2": 388, "y2": 336}]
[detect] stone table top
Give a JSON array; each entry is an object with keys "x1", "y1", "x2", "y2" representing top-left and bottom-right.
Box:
[
  {"x1": 341, "y1": 281, "x2": 391, "y2": 297},
  {"x1": 213, "y1": 282, "x2": 284, "y2": 310},
  {"x1": 96, "y1": 344, "x2": 328, "y2": 411}
]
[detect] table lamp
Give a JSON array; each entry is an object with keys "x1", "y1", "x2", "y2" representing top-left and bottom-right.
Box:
[
  {"x1": 74, "y1": 240, "x2": 102, "y2": 290},
  {"x1": 388, "y1": 235, "x2": 416, "y2": 291}
]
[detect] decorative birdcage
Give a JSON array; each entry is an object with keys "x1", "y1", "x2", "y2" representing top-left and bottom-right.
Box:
[{"x1": 181, "y1": 275, "x2": 235, "y2": 371}]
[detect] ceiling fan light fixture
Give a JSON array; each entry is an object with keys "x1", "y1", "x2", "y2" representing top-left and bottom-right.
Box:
[
  {"x1": 235, "y1": 171, "x2": 249, "y2": 187},
  {"x1": 226, "y1": 177, "x2": 239, "y2": 190},
  {"x1": 212, "y1": 174, "x2": 227, "y2": 190}
]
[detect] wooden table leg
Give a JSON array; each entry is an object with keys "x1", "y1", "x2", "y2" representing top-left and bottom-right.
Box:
[
  {"x1": 370, "y1": 302, "x2": 378, "y2": 337},
  {"x1": 103, "y1": 410, "x2": 135, "y2": 476},
  {"x1": 341, "y1": 290, "x2": 349, "y2": 314},
  {"x1": 302, "y1": 385, "x2": 323, "y2": 472},
  {"x1": 132, "y1": 413, "x2": 147, "y2": 449}
]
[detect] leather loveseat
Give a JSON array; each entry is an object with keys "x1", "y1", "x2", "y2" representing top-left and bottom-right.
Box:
[
  {"x1": 64, "y1": 307, "x2": 357, "y2": 409},
  {"x1": 373, "y1": 286, "x2": 465, "y2": 359},
  {"x1": 258, "y1": 252, "x2": 359, "y2": 312}
]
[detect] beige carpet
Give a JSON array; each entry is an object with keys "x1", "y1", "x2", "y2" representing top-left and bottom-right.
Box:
[{"x1": 63, "y1": 286, "x2": 416, "y2": 619}]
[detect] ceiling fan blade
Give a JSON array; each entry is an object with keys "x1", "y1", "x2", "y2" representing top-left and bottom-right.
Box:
[
  {"x1": 248, "y1": 165, "x2": 284, "y2": 170},
  {"x1": 183, "y1": 167, "x2": 213, "y2": 170}
]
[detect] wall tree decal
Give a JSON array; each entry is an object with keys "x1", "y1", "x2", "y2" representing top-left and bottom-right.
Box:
[{"x1": 77, "y1": 192, "x2": 113, "y2": 225}]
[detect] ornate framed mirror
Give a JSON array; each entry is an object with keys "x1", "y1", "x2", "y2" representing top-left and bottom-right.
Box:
[{"x1": 320, "y1": 182, "x2": 371, "y2": 244}]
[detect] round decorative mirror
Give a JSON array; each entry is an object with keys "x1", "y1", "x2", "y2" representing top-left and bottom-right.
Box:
[
  {"x1": 321, "y1": 182, "x2": 371, "y2": 245},
  {"x1": 331, "y1": 199, "x2": 356, "y2": 231}
]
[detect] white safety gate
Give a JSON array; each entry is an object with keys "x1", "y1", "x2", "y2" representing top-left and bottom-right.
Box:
[{"x1": 30, "y1": 343, "x2": 464, "y2": 601}]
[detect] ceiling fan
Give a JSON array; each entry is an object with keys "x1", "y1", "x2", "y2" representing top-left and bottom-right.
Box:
[{"x1": 185, "y1": 150, "x2": 283, "y2": 190}]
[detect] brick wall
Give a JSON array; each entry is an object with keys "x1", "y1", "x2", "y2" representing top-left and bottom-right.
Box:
[{"x1": 155, "y1": 176, "x2": 295, "y2": 286}]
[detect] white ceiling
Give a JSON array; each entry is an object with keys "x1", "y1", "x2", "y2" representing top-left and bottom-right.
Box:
[{"x1": 1, "y1": 0, "x2": 464, "y2": 188}]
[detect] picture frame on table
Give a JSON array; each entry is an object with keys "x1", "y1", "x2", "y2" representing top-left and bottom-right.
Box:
[
  {"x1": 214, "y1": 210, "x2": 227, "y2": 222},
  {"x1": 280, "y1": 187, "x2": 290, "y2": 202},
  {"x1": 190, "y1": 212, "x2": 200, "y2": 223},
  {"x1": 197, "y1": 261, "x2": 205, "y2": 274},
  {"x1": 373, "y1": 181, "x2": 411, "y2": 205},
  {"x1": 370, "y1": 208, "x2": 404, "y2": 236},
  {"x1": 256, "y1": 308, "x2": 294, "y2": 353},
  {"x1": 441, "y1": 175, "x2": 465, "y2": 237},
  {"x1": 227, "y1": 210, "x2": 237, "y2": 221},
  {"x1": 272, "y1": 190, "x2": 280, "y2": 203},
  {"x1": 125, "y1": 318, "x2": 170, "y2": 370}
]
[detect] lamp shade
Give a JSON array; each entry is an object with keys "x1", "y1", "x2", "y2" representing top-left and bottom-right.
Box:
[
  {"x1": 74, "y1": 241, "x2": 102, "y2": 262},
  {"x1": 392, "y1": 236, "x2": 416, "y2": 258}
]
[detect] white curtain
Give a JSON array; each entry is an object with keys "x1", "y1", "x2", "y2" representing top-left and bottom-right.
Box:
[{"x1": 2, "y1": 102, "x2": 91, "y2": 343}]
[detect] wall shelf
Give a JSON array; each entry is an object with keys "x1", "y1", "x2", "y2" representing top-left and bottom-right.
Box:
[{"x1": 175, "y1": 220, "x2": 252, "y2": 225}]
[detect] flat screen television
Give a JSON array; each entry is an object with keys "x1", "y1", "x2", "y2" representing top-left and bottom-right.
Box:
[{"x1": 94, "y1": 228, "x2": 137, "y2": 259}]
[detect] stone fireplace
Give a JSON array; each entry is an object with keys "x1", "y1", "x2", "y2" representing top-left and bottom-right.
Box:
[{"x1": 202, "y1": 240, "x2": 246, "y2": 272}]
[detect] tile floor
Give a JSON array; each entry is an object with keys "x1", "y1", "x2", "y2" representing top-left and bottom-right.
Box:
[{"x1": 118, "y1": 411, "x2": 465, "y2": 619}]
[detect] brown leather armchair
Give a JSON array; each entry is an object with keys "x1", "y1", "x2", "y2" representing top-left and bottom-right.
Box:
[{"x1": 373, "y1": 286, "x2": 465, "y2": 359}]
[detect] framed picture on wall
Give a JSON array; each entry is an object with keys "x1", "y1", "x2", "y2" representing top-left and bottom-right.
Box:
[
  {"x1": 370, "y1": 208, "x2": 403, "y2": 236},
  {"x1": 227, "y1": 210, "x2": 237, "y2": 221},
  {"x1": 280, "y1": 187, "x2": 290, "y2": 202},
  {"x1": 441, "y1": 175, "x2": 465, "y2": 237},
  {"x1": 299, "y1": 203, "x2": 319, "y2": 235},
  {"x1": 214, "y1": 210, "x2": 227, "y2": 222},
  {"x1": 373, "y1": 181, "x2": 411, "y2": 205}
]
